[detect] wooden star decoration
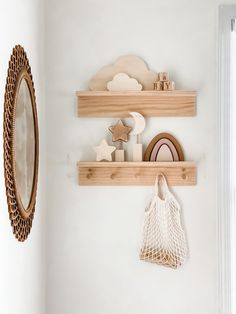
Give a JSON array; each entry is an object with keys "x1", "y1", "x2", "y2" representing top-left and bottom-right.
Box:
[
  {"x1": 93, "y1": 139, "x2": 116, "y2": 161},
  {"x1": 109, "y1": 119, "x2": 132, "y2": 142}
]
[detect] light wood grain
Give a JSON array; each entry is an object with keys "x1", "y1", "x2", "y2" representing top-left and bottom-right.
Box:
[
  {"x1": 77, "y1": 161, "x2": 196, "y2": 186},
  {"x1": 76, "y1": 91, "x2": 197, "y2": 117}
]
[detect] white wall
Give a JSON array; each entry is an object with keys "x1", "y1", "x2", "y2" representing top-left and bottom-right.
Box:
[
  {"x1": 0, "y1": 1, "x2": 46, "y2": 314},
  {"x1": 45, "y1": 1, "x2": 235, "y2": 314}
]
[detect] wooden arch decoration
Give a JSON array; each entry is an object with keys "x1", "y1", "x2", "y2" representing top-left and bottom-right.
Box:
[
  {"x1": 3, "y1": 45, "x2": 39, "y2": 241},
  {"x1": 144, "y1": 133, "x2": 184, "y2": 162}
]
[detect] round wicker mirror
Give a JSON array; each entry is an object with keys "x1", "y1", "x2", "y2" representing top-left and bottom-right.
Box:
[{"x1": 3, "y1": 45, "x2": 39, "y2": 241}]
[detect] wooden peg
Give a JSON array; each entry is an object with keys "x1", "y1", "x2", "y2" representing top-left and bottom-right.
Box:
[
  {"x1": 110, "y1": 173, "x2": 116, "y2": 179},
  {"x1": 181, "y1": 167, "x2": 187, "y2": 180},
  {"x1": 86, "y1": 169, "x2": 93, "y2": 179}
]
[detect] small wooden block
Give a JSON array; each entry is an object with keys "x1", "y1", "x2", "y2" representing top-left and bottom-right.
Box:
[
  {"x1": 115, "y1": 149, "x2": 125, "y2": 161},
  {"x1": 154, "y1": 81, "x2": 163, "y2": 91},
  {"x1": 158, "y1": 72, "x2": 169, "y2": 82},
  {"x1": 163, "y1": 81, "x2": 175, "y2": 91}
]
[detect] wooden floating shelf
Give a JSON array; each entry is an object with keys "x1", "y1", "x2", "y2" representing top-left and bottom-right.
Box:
[
  {"x1": 78, "y1": 161, "x2": 196, "y2": 186},
  {"x1": 76, "y1": 90, "x2": 197, "y2": 117}
]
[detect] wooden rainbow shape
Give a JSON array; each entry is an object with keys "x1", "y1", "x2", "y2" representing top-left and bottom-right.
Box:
[{"x1": 144, "y1": 133, "x2": 184, "y2": 162}]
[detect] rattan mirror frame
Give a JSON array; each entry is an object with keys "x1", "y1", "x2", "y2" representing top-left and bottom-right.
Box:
[{"x1": 3, "y1": 45, "x2": 39, "y2": 241}]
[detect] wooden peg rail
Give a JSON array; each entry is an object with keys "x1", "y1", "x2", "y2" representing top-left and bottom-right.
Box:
[
  {"x1": 78, "y1": 161, "x2": 196, "y2": 186},
  {"x1": 76, "y1": 91, "x2": 197, "y2": 117}
]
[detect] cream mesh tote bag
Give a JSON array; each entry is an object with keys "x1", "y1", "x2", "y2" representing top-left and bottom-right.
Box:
[{"x1": 140, "y1": 173, "x2": 187, "y2": 269}]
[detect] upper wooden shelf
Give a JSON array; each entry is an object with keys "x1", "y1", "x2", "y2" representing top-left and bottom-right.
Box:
[{"x1": 76, "y1": 90, "x2": 197, "y2": 117}]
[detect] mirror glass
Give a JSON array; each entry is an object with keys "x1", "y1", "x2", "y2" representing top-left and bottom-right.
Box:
[{"x1": 14, "y1": 78, "x2": 35, "y2": 210}]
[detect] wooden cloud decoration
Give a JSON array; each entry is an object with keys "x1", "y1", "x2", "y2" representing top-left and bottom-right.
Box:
[
  {"x1": 107, "y1": 73, "x2": 143, "y2": 91},
  {"x1": 89, "y1": 55, "x2": 157, "y2": 90},
  {"x1": 144, "y1": 133, "x2": 184, "y2": 162}
]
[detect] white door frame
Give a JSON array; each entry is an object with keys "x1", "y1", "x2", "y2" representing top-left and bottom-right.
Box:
[{"x1": 218, "y1": 5, "x2": 236, "y2": 314}]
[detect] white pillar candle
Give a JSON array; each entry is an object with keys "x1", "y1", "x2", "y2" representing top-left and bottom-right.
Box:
[{"x1": 133, "y1": 143, "x2": 143, "y2": 161}]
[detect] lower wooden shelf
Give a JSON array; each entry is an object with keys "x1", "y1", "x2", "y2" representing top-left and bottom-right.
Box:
[{"x1": 77, "y1": 161, "x2": 196, "y2": 186}]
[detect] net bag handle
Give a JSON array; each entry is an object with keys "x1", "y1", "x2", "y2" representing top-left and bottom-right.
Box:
[{"x1": 154, "y1": 172, "x2": 169, "y2": 195}]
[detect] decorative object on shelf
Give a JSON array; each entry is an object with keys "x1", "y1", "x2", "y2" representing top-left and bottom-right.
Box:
[
  {"x1": 158, "y1": 72, "x2": 169, "y2": 81},
  {"x1": 140, "y1": 173, "x2": 187, "y2": 268},
  {"x1": 114, "y1": 145, "x2": 125, "y2": 162},
  {"x1": 107, "y1": 73, "x2": 143, "y2": 91},
  {"x1": 144, "y1": 133, "x2": 184, "y2": 162},
  {"x1": 129, "y1": 112, "x2": 146, "y2": 161},
  {"x1": 93, "y1": 139, "x2": 116, "y2": 162},
  {"x1": 109, "y1": 119, "x2": 132, "y2": 161},
  {"x1": 153, "y1": 72, "x2": 175, "y2": 91},
  {"x1": 109, "y1": 119, "x2": 132, "y2": 142},
  {"x1": 89, "y1": 55, "x2": 158, "y2": 91},
  {"x1": 153, "y1": 81, "x2": 163, "y2": 91},
  {"x1": 163, "y1": 81, "x2": 175, "y2": 91},
  {"x1": 3, "y1": 45, "x2": 39, "y2": 241}
]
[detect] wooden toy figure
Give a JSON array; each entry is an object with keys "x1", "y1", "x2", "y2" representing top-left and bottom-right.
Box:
[{"x1": 109, "y1": 119, "x2": 132, "y2": 161}]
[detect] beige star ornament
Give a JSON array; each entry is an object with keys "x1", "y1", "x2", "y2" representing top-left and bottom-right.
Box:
[
  {"x1": 93, "y1": 139, "x2": 116, "y2": 161},
  {"x1": 109, "y1": 119, "x2": 132, "y2": 142}
]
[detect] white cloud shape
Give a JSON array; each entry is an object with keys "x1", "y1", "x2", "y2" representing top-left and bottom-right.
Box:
[
  {"x1": 107, "y1": 73, "x2": 143, "y2": 91},
  {"x1": 89, "y1": 55, "x2": 157, "y2": 91}
]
